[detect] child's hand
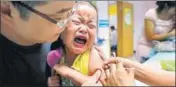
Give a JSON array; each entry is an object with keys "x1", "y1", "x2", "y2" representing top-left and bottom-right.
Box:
[
  {"x1": 47, "y1": 75, "x2": 60, "y2": 87},
  {"x1": 53, "y1": 64, "x2": 70, "y2": 77}
]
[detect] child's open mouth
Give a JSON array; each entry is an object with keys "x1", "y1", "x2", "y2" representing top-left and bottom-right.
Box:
[{"x1": 74, "y1": 35, "x2": 87, "y2": 48}]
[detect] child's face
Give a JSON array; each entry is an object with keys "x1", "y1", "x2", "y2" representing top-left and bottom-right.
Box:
[{"x1": 62, "y1": 4, "x2": 97, "y2": 54}]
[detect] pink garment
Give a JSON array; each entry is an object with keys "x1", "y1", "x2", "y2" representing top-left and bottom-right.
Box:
[
  {"x1": 136, "y1": 8, "x2": 174, "y2": 62},
  {"x1": 47, "y1": 48, "x2": 63, "y2": 68}
]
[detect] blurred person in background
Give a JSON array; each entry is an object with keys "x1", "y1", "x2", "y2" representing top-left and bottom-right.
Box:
[
  {"x1": 110, "y1": 25, "x2": 117, "y2": 55},
  {"x1": 136, "y1": 1, "x2": 176, "y2": 62}
]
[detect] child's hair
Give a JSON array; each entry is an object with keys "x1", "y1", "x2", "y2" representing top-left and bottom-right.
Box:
[{"x1": 51, "y1": 37, "x2": 64, "y2": 50}]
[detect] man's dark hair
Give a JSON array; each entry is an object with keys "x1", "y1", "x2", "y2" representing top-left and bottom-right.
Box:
[
  {"x1": 11, "y1": 1, "x2": 47, "y2": 20},
  {"x1": 156, "y1": 1, "x2": 176, "y2": 13}
]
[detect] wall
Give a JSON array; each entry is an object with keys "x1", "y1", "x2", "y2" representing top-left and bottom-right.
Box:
[{"x1": 96, "y1": 1, "x2": 110, "y2": 59}]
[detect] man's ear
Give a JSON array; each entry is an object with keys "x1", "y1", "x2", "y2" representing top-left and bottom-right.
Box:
[{"x1": 1, "y1": 1, "x2": 11, "y2": 17}]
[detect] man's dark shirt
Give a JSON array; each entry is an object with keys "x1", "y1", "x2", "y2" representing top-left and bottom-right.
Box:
[{"x1": 0, "y1": 34, "x2": 51, "y2": 86}]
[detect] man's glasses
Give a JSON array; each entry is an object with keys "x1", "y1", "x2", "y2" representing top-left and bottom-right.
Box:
[{"x1": 14, "y1": 1, "x2": 77, "y2": 29}]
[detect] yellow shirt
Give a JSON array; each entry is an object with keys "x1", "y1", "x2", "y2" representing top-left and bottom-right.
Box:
[
  {"x1": 60, "y1": 50, "x2": 90, "y2": 75},
  {"x1": 71, "y1": 50, "x2": 90, "y2": 75}
]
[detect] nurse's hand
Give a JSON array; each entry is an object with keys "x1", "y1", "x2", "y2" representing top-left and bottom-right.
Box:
[
  {"x1": 103, "y1": 61, "x2": 135, "y2": 86},
  {"x1": 81, "y1": 70, "x2": 102, "y2": 86},
  {"x1": 103, "y1": 57, "x2": 134, "y2": 69}
]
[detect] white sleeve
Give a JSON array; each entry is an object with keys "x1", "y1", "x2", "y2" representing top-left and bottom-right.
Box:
[{"x1": 144, "y1": 8, "x2": 156, "y2": 21}]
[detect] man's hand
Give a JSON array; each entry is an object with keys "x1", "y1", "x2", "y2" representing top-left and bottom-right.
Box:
[
  {"x1": 47, "y1": 75, "x2": 60, "y2": 87},
  {"x1": 82, "y1": 70, "x2": 102, "y2": 86}
]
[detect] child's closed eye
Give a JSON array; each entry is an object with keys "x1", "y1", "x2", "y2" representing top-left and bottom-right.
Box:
[{"x1": 72, "y1": 20, "x2": 81, "y2": 25}]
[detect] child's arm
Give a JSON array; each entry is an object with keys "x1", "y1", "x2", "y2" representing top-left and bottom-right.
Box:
[
  {"x1": 48, "y1": 49, "x2": 89, "y2": 85},
  {"x1": 53, "y1": 64, "x2": 89, "y2": 85},
  {"x1": 51, "y1": 47, "x2": 106, "y2": 86},
  {"x1": 89, "y1": 47, "x2": 106, "y2": 83}
]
